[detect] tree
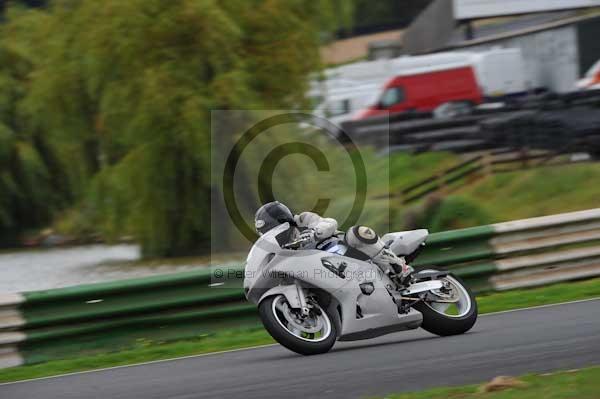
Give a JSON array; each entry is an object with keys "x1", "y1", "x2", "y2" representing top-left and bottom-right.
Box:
[
  {"x1": 0, "y1": 12, "x2": 69, "y2": 246},
  {"x1": 2, "y1": 0, "x2": 337, "y2": 256}
]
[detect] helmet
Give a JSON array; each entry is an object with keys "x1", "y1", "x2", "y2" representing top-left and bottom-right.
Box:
[{"x1": 254, "y1": 201, "x2": 294, "y2": 235}]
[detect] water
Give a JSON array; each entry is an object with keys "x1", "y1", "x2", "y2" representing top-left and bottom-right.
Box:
[{"x1": 0, "y1": 245, "x2": 215, "y2": 293}]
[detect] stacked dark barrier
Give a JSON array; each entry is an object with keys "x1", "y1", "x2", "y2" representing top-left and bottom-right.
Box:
[
  {"x1": 337, "y1": 110, "x2": 431, "y2": 146},
  {"x1": 482, "y1": 107, "x2": 600, "y2": 157},
  {"x1": 342, "y1": 113, "x2": 499, "y2": 153},
  {"x1": 340, "y1": 90, "x2": 600, "y2": 155}
]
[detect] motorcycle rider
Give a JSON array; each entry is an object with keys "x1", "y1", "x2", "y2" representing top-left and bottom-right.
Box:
[{"x1": 254, "y1": 201, "x2": 413, "y2": 281}]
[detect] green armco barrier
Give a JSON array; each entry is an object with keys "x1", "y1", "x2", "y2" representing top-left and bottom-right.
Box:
[
  {"x1": 24, "y1": 265, "x2": 242, "y2": 303},
  {"x1": 3, "y1": 209, "x2": 600, "y2": 369},
  {"x1": 451, "y1": 262, "x2": 497, "y2": 279},
  {"x1": 21, "y1": 272, "x2": 244, "y2": 328},
  {"x1": 425, "y1": 225, "x2": 496, "y2": 244},
  {"x1": 413, "y1": 225, "x2": 495, "y2": 268},
  {"x1": 22, "y1": 287, "x2": 245, "y2": 328},
  {"x1": 5, "y1": 266, "x2": 254, "y2": 367},
  {"x1": 24, "y1": 302, "x2": 254, "y2": 343},
  {"x1": 414, "y1": 238, "x2": 495, "y2": 267}
]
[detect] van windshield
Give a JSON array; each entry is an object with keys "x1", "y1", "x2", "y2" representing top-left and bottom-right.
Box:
[
  {"x1": 379, "y1": 87, "x2": 405, "y2": 108},
  {"x1": 325, "y1": 98, "x2": 351, "y2": 117}
]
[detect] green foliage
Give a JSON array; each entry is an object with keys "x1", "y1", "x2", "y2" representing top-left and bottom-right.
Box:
[
  {"x1": 423, "y1": 196, "x2": 492, "y2": 233},
  {"x1": 0, "y1": 21, "x2": 70, "y2": 243},
  {"x1": 428, "y1": 196, "x2": 492, "y2": 232},
  {"x1": 459, "y1": 163, "x2": 600, "y2": 223},
  {"x1": 230, "y1": 0, "x2": 333, "y2": 106},
  {"x1": 390, "y1": 159, "x2": 600, "y2": 233},
  {"x1": 388, "y1": 152, "x2": 458, "y2": 190},
  {"x1": 0, "y1": 0, "x2": 342, "y2": 255}
]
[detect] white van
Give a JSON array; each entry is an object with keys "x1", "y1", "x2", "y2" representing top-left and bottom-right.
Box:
[
  {"x1": 313, "y1": 84, "x2": 381, "y2": 126},
  {"x1": 390, "y1": 49, "x2": 527, "y2": 98},
  {"x1": 471, "y1": 48, "x2": 527, "y2": 98}
]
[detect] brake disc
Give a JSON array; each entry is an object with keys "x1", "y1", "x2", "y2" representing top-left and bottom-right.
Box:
[
  {"x1": 281, "y1": 302, "x2": 324, "y2": 333},
  {"x1": 429, "y1": 280, "x2": 460, "y2": 303}
]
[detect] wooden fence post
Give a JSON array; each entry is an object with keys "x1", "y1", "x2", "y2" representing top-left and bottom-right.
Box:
[{"x1": 482, "y1": 151, "x2": 493, "y2": 176}]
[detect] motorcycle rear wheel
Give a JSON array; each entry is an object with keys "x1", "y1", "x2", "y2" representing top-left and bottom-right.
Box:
[
  {"x1": 413, "y1": 274, "x2": 478, "y2": 336},
  {"x1": 259, "y1": 294, "x2": 337, "y2": 355}
]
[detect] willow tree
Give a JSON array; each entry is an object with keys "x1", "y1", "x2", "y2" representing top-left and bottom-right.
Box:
[
  {"x1": 0, "y1": 11, "x2": 70, "y2": 246},
  {"x1": 11, "y1": 0, "x2": 337, "y2": 256}
]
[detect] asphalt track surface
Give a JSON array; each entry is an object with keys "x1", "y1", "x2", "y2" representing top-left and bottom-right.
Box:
[{"x1": 2, "y1": 299, "x2": 600, "y2": 399}]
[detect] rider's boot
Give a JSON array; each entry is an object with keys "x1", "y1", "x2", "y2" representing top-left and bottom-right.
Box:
[
  {"x1": 373, "y1": 249, "x2": 416, "y2": 313},
  {"x1": 392, "y1": 261, "x2": 414, "y2": 286},
  {"x1": 374, "y1": 248, "x2": 414, "y2": 286}
]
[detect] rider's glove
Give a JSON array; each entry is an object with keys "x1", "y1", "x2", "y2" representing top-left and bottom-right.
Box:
[{"x1": 297, "y1": 229, "x2": 317, "y2": 248}]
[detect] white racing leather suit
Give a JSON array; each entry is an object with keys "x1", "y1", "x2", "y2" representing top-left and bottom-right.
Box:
[
  {"x1": 293, "y1": 212, "x2": 338, "y2": 244},
  {"x1": 293, "y1": 212, "x2": 412, "y2": 279}
]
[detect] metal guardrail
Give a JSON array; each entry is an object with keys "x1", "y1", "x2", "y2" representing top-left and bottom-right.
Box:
[
  {"x1": 414, "y1": 208, "x2": 600, "y2": 292},
  {"x1": 2, "y1": 208, "x2": 600, "y2": 368},
  {"x1": 0, "y1": 268, "x2": 254, "y2": 369}
]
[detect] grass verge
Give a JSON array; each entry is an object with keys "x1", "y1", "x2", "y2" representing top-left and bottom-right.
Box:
[
  {"x1": 0, "y1": 328, "x2": 274, "y2": 383},
  {"x1": 458, "y1": 163, "x2": 600, "y2": 223},
  {"x1": 476, "y1": 277, "x2": 600, "y2": 314},
  {"x1": 1, "y1": 277, "x2": 599, "y2": 383},
  {"x1": 380, "y1": 365, "x2": 600, "y2": 399}
]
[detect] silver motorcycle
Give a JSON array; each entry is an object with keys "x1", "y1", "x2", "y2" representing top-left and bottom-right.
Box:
[{"x1": 244, "y1": 223, "x2": 477, "y2": 355}]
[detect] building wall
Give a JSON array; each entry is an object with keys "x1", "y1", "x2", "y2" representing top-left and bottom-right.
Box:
[
  {"x1": 403, "y1": 0, "x2": 456, "y2": 55},
  {"x1": 462, "y1": 25, "x2": 579, "y2": 93}
]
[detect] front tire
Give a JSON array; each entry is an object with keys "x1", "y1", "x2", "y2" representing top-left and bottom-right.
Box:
[
  {"x1": 413, "y1": 274, "x2": 478, "y2": 336},
  {"x1": 259, "y1": 295, "x2": 337, "y2": 355}
]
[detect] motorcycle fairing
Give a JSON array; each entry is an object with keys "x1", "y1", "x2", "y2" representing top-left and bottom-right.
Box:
[{"x1": 249, "y1": 249, "x2": 422, "y2": 338}]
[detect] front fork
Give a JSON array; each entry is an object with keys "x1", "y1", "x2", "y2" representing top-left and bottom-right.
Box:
[{"x1": 295, "y1": 280, "x2": 310, "y2": 316}]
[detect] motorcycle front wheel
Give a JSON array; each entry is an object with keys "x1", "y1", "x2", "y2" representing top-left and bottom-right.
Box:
[
  {"x1": 413, "y1": 273, "x2": 478, "y2": 336},
  {"x1": 259, "y1": 294, "x2": 337, "y2": 355}
]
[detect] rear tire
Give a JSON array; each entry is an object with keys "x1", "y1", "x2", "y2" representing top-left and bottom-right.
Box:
[
  {"x1": 413, "y1": 274, "x2": 478, "y2": 336},
  {"x1": 259, "y1": 295, "x2": 337, "y2": 355}
]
